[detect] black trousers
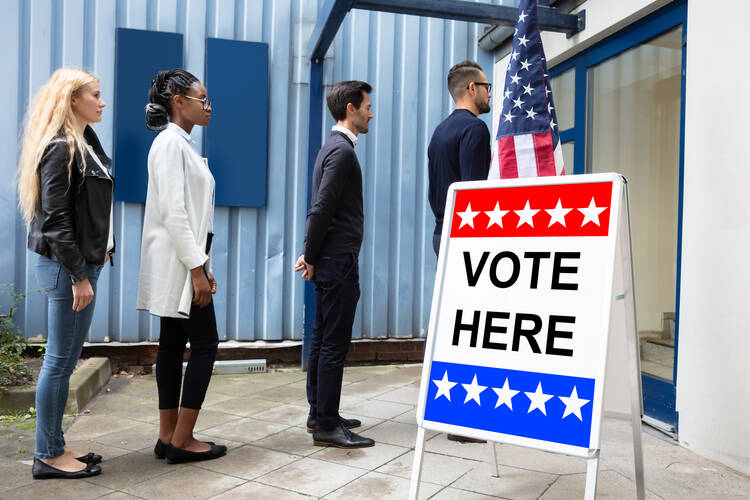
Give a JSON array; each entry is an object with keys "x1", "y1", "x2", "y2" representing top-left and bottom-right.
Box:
[
  {"x1": 156, "y1": 302, "x2": 219, "y2": 410},
  {"x1": 306, "y1": 253, "x2": 360, "y2": 431}
]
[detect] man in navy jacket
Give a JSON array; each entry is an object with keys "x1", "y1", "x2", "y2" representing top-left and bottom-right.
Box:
[{"x1": 295, "y1": 81, "x2": 375, "y2": 448}]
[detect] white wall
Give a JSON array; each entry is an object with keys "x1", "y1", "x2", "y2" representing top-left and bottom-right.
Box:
[
  {"x1": 677, "y1": 1, "x2": 750, "y2": 475},
  {"x1": 492, "y1": 0, "x2": 750, "y2": 474}
]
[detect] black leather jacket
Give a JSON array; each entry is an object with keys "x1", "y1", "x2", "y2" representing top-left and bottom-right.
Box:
[{"x1": 27, "y1": 126, "x2": 115, "y2": 283}]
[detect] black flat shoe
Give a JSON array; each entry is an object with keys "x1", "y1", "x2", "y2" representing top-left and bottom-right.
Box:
[
  {"x1": 306, "y1": 415, "x2": 362, "y2": 433},
  {"x1": 313, "y1": 423, "x2": 374, "y2": 448},
  {"x1": 32, "y1": 457, "x2": 102, "y2": 480},
  {"x1": 75, "y1": 452, "x2": 102, "y2": 465},
  {"x1": 155, "y1": 439, "x2": 216, "y2": 459},
  {"x1": 165, "y1": 443, "x2": 227, "y2": 464}
]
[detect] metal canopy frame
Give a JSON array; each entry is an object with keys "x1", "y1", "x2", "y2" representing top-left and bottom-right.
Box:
[{"x1": 302, "y1": 0, "x2": 584, "y2": 369}]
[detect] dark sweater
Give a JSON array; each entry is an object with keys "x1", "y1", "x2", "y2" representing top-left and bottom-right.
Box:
[
  {"x1": 427, "y1": 109, "x2": 491, "y2": 235},
  {"x1": 303, "y1": 131, "x2": 363, "y2": 265}
]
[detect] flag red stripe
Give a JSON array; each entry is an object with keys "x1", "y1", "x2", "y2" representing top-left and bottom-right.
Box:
[
  {"x1": 532, "y1": 132, "x2": 556, "y2": 176},
  {"x1": 498, "y1": 136, "x2": 519, "y2": 178}
]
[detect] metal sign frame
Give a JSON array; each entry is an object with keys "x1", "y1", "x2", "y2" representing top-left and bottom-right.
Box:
[{"x1": 409, "y1": 173, "x2": 644, "y2": 499}]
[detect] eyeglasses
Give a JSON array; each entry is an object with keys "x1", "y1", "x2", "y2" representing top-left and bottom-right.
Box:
[
  {"x1": 183, "y1": 95, "x2": 212, "y2": 110},
  {"x1": 467, "y1": 82, "x2": 492, "y2": 93}
]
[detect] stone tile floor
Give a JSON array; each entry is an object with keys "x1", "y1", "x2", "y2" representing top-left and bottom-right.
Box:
[{"x1": 1, "y1": 363, "x2": 748, "y2": 499}]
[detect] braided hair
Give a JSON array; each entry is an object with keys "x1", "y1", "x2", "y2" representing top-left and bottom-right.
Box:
[{"x1": 145, "y1": 69, "x2": 199, "y2": 131}]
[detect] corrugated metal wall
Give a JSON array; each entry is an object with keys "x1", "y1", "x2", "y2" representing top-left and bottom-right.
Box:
[{"x1": 1, "y1": 0, "x2": 496, "y2": 342}]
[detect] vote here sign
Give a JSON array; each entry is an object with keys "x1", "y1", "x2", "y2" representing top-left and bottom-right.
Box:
[{"x1": 418, "y1": 173, "x2": 624, "y2": 456}]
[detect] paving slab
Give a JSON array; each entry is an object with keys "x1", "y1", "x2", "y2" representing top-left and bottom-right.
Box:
[
  {"x1": 323, "y1": 471, "x2": 442, "y2": 499},
  {"x1": 429, "y1": 487, "x2": 500, "y2": 499},
  {"x1": 376, "y1": 450, "x2": 477, "y2": 486},
  {"x1": 313, "y1": 441, "x2": 410, "y2": 470},
  {"x1": 210, "y1": 481, "x2": 314, "y2": 499},
  {"x1": 193, "y1": 443, "x2": 300, "y2": 480},
  {"x1": 342, "y1": 399, "x2": 414, "y2": 420},
  {"x1": 81, "y1": 450, "x2": 181, "y2": 490},
  {"x1": 203, "y1": 396, "x2": 279, "y2": 417},
  {"x1": 65, "y1": 414, "x2": 142, "y2": 441},
  {"x1": 0, "y1": 477, "x2": 112, "y2": 500},
  {"x1": 364, "y1": 420, "x2": 438, "y2": 449},
  {"x1": 256, "y1": 457, "x2": 366, "y2": 497},
  {"x1": 539, "y1": 469, "x2": 664, "y2": 499},
  {"x1": 200, "y1": 417, "x2": 288, "y2": 443},
  {"x1": 451, "y1": 464, "x2": 557, "y2": 500},
  {"x1": 123, "y1": 464, "x2": 244, "y2": 499},
  {"x1": 252, "y1": 426, "x2": 324, "y2": 456}
]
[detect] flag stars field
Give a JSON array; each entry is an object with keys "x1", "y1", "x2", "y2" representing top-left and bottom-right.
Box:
[{"x1": 430, "y1": 371, "x2": 592, "y2": 421}]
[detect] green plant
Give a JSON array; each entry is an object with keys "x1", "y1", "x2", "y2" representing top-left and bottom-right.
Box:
[{"x1": 0, "y1": 287, "x2": 35, "y2": 387}]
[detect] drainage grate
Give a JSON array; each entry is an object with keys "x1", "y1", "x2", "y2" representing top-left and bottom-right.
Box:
[{"x1": 151, "y1": 359, "x2": 267, "y2": 375}]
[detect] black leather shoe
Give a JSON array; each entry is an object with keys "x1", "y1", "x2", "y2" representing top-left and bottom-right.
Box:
[
  {"x1": 32, "y1": 457, "x2": 102, "y2": 480},
  {"x1": 165, "y1": 443, "x2": 227, "y2": 464},
  {"x1": 306, "y1": 415, "x2": 362, "y2": 433},
  {"x1": 155, "y1": 439, "x2": 215, "y2": 459},
  {"x1": 313, "y1": 423, "x2": 374, "y2": 448},
  {"x1": 75, "y1": 452, "x2": 102, "y2": 465}
]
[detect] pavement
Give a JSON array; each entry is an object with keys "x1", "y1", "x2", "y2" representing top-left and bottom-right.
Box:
[{"x1": 0, "y1": 363, "x2": 748, "y2": 499}]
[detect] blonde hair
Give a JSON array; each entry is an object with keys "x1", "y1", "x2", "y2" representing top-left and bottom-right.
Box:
[{"x1": 17, "y1": 68, "x2": 98, "y2": 225}]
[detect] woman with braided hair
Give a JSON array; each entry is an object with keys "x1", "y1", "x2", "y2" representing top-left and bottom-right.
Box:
[
  {"x1": 137, "y1": 69, "x2": 226, "y2": 464},
  {"x1": 17, "y1": 68, "x2": 111, "y2": 479}
]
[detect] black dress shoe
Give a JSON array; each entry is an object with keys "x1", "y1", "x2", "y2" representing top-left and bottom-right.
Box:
[
  {"x1": 447, "y1": 434, "x2": 487, "y2": 444},
  {"x1": 306, "y1": 415, "x2": 362, "y2": 433},
  {"x1": 75, "y1": 452, "x2": 102, "y2": 465},
  {"x1": 155, "y1": 439, "x2": 216, "y2": 459},
  {"x1": 32, "y1": 457, "x2": 102, "y2": 480},
  {"x1": 313, "y1": 423, "x2": 374, "y2": 448},
  {"x1": 165, "y1": 443, "x2": 227, "y2": 464}
]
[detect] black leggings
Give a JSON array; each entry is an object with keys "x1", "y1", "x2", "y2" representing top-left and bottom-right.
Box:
[{"x1": 156, "y1": 302, "x2": 219, "y2": 410}]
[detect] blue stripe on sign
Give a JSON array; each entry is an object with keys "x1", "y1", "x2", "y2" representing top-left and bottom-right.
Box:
[{"x1": 424, "y1": 361, "x2": 595, "y2": 448}]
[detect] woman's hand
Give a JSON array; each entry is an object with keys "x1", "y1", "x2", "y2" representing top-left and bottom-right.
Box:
[
  {"x1": 72, "y1": 279, "x2": 94, "y2": 311},
  {"x1": 191, "y1": 267, "x2": 212, "y2": 307}
]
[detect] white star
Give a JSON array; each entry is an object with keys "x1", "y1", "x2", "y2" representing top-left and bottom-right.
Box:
[
  {"x1": 549, "y1": 118, "x2": 557, "y2": 129},
  {"x1": 485, "y1": 202, "x2": 509, "y2": 229},
  {"x1": 522, "y1": 82, "x2": 534, "y2": 95},
  {"x1": 525, "y1": 382, "x2": 553, "y2": 415},
  {"x1": 546, "y1": 198, "x2": 572, "y2": 227},
  {"x1": 518, "y1": 11, "x2": 528, "y2": 22},
  {"x1": 492, "y1": 378, "x2": 520, "y2": 410},
  {"x1": 432, "y1": 371, "x2": 457, "y2": 401},
  {"x1": 510, "y1": 73, "x2": 521, "y2": 85},
  {"x1": 517, "y1": 34, "x2": 529, "y2": 47},
  {"x1": 462, "y1": 374, "x2": 487, "y2": 406},
  {"x1": 547, "y1": 102, "x2": 554, "y2": 113},
  {"x1": 515, "y1": 200, "x2": 539, "y2": 228},
  {"x1": 510, "y1": 49, "x2": 519, "y2": 60},
  {"x1": 545, "y1": 87, "x2": 551, "y2": 95},
  {"x1": 457, "y1": 203, "x2": 480, "y2": 229},
  {"x1": 504, "y1": 89, "x2": 512, "y2": 99},
  {"x1": 520, "y1": 59, "x2": 531, "y2": 71},
  {"x1": 525, "y1": 107, "x2": 537, "y2": 119},
  {"x1": 503, "y1": 110, "x2": 515, "y2": 123},
  {"x1": 578, "y1": 198, "x2": 607, "y2": 227},
  {"x1": 559, "y1": 386, "x2": 590, "y2": 421},
  {"x1": 514, "y1": 27, "x2": 518, "y2": 36},
  {"x1": 512, "y1": 96, "x2": 524, "y2": 109}
]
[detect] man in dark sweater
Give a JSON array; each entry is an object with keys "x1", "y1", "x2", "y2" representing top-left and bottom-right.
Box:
[
  {"x1": 295, "y1": 81, "x2": 374, "y2": 448},
  {"x1": 428, "y1": 60, "x2": 492, "y2": 255},
  {"x1": 427, "y1": 60, "x2": 492, "y2": 444}
]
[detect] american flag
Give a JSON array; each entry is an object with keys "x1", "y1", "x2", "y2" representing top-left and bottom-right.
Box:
[{"x1": 488, "y1": 0, "x2": 565, "y2": 179}]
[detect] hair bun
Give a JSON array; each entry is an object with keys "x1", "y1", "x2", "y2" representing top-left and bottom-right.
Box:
[{"x1": 145, "y1": 102, "x2": 168, "y2": 131}]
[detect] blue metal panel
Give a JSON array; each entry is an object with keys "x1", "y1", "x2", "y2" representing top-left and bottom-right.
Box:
[
  {"x1": 113, "y1": 28, "x2": 183, "y2": 203},
  {"x1": 7, "y1": 0, "x2": 502, "y2": 345},
  {"x1": 204, "y1": 38, "x2": 269, "y2": 207}
]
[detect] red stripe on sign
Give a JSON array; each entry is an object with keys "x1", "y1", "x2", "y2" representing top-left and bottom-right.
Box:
[
  {"x1": 532, "y1": 132, "x2": 556, "y2": 177},
  {"x1": 498, "y1": 136, "x2": 519, "y2": 179},
  {"x1": 450, "y1": 181, "x2": 613, "y2": 238}
]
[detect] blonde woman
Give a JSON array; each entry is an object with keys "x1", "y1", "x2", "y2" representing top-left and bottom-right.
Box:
[
  {"x1": 138, "y1": 69, "x2": 225, "y2": 464},
  {"x1": 17, "y1": 68, "x2": 113, "y2": 479}
]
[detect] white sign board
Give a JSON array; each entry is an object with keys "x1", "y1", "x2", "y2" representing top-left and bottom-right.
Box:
[{"x1": 416, "y1": 173, "x2": 624, "y2": 457}]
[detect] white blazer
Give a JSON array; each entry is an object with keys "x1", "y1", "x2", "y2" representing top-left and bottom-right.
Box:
[{"x1": 137, "y1": 125, "x2": 215, "y2": 318}]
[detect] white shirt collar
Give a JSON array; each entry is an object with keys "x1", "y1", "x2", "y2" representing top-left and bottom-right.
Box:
[
  {"x1": 332, "y1": 125, "x2": 358, "y2": 147},
  {"x1": 167, "y1": 122, "x2": 197, "y2": 149}
]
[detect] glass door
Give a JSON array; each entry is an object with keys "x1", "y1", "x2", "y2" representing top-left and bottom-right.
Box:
[{"x1": 548, "y1": 1, "x2": 687, "y2": 430}]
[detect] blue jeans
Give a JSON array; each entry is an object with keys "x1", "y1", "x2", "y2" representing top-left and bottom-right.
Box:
[{"x1": 34, "y1": 255, "x2": 102, "y2": 459}]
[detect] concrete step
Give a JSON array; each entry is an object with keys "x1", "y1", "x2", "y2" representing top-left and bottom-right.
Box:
[
  {"x1": 641, "y1": 338, "x2": 675, "y2": 367},
  {"x1": 641, "y1": 359, "x2": 673, "y2": 381}
]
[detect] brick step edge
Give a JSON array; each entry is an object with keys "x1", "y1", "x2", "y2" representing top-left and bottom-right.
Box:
[
  {"x1": 0, "y1": 357, "x2": 110, "y2": 415},
  {"x1": 81, "y1": 339, "x2": 426, "y2": 373}
]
